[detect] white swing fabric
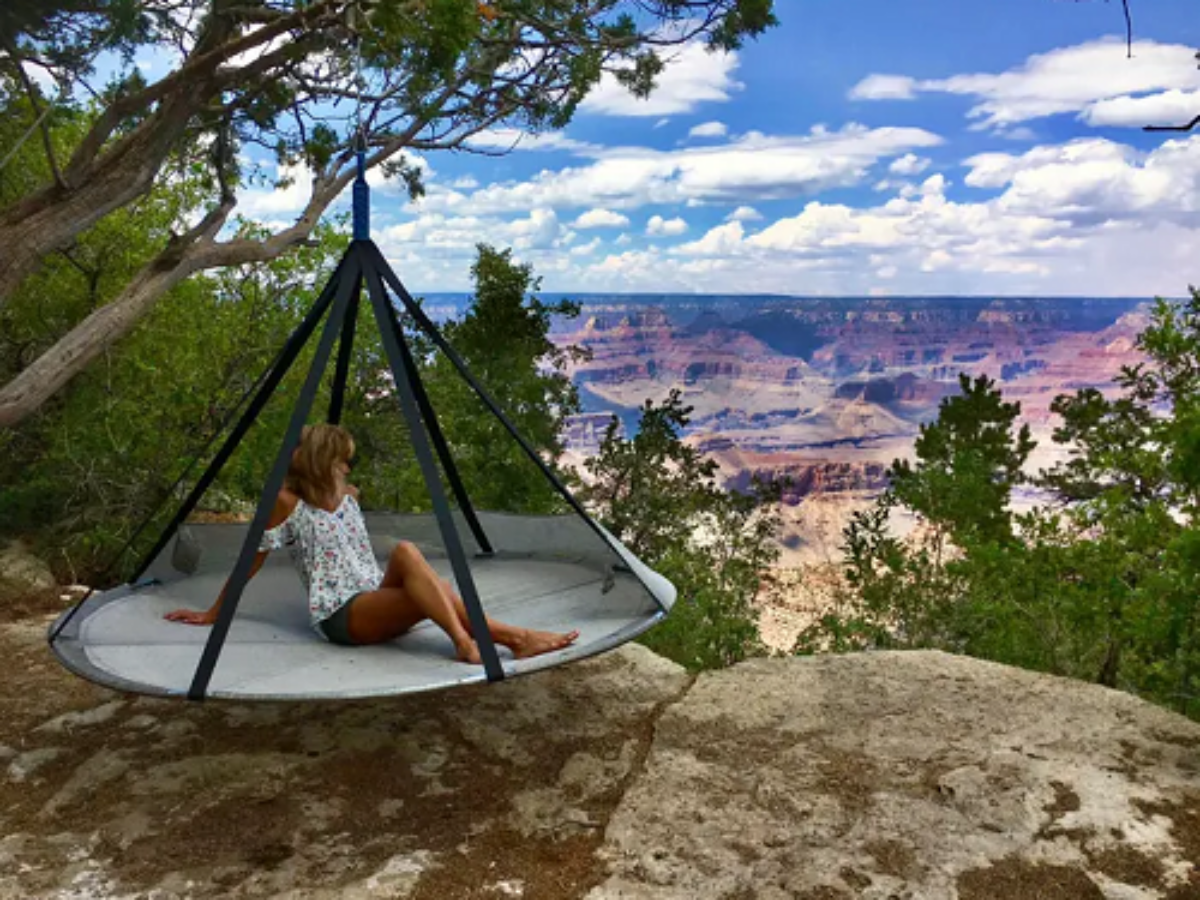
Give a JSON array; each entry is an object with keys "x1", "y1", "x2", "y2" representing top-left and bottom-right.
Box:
[{"x1": 49, "y1": 511, "x2": 674, "y2": 701}]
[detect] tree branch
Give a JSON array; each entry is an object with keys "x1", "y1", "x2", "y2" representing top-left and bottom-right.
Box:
[
  {"x1": 3, "y1": 43, "x2": 66, "y2": 189},
  {"x1": 1144, "y1": 115, "x2": 1200, "y2": 133}
]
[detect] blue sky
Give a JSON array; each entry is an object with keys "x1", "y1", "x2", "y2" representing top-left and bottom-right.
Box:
[{"x1": 231, "y1": 0, "x2": 1200, "y2": 296}]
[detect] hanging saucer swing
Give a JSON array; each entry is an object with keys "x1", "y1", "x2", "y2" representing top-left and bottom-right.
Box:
[{"x1": 47, "y1": 143, "x2": 675, "y2": 702}]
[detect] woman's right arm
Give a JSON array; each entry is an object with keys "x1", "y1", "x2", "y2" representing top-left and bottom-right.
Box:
[{"x1": 164, "y1": 490, "x2": 297, "y2": 626}]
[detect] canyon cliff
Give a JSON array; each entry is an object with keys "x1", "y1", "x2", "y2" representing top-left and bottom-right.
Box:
[{"x1": 551, "y1": 296, "x2": 1147, "y2": 563}]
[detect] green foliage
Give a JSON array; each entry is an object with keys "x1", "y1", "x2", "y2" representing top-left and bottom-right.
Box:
[
  {"x1": 802, "y1": 290, "x2": 1200, "y2": 720},
  {"x1": 582, "y1": 390, "x2": 781, "y2": 670},
  {"x1": 422, "y1": 244, "x2": 587, "y2": 514},
  {"x1": 344, "y1": 243, "x2": 587, "y2": 516},
  {"x1": 0, "y1": 215, "x2": 349, "y2": 579},
  {"x1": 890, "y1": 373, "x2": 1034, "y2": 546},
  {"x1": 6, "y1": 0, "x2": 778, "y2": 201},
  {"x1": 0, "y1": 206, "x2": 591, "y2": 582}
]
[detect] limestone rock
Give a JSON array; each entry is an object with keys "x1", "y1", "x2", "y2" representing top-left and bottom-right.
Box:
[
  {"x1": 0, "y1": 542, "x2": 56, "y2": 598},
  {"x1": 0, "y1": 623, "x2": 689, "y2": 900},
  {"x1": 589, "y1": 650, "x2": 1200, "y2": 900},
  {"x1": 4, "y1": 612, "x2": 1199, "y2": 900}
]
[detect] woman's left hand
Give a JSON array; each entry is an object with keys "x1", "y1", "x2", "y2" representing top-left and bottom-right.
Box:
[{"x1": 164, "y1": 608, "x2": 216, "y2": 626}]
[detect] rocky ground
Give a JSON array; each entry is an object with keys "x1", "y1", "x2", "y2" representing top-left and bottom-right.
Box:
[{"x1": 2, "y1": 601, "x2": 1198, "y2": 899}]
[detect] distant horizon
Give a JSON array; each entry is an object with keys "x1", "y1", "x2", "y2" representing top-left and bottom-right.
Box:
[{"x1": 413, "y1": 291, "x2": 1158, "y2": 302}]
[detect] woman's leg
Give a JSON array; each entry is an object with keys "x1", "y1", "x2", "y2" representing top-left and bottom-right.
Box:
[
  {"x1": 379, "y1": 542, "x2": 578, "y2": 659},
  {"x1": 346, "y1": 544, "x2": 480, "y2": 661},
  {"x1": 436, "y1": 577, "x2": 580, "y2": 659}
]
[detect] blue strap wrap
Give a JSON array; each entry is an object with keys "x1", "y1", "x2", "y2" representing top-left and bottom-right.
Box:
[{"x1": 353, "y1": 149, "x2": 369, "y2": 240}]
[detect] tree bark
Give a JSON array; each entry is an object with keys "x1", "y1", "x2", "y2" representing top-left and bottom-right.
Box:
[
  {"x1": 0, "y1": 175, "x2": 342, "y2": 429},
  {"x1": 0, "y1": 73, "x2": 493, "y2": 428},
  {"x1": 0, "y1": 2, "x2": 336, "y2": 307}
]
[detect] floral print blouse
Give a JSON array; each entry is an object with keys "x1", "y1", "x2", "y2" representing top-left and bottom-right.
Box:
[{"x1": 258, "y1": 493, "x2": 384, "y2": 630}]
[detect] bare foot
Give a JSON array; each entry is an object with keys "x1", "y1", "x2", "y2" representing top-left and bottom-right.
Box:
[
  {"x1": 510, "y1": 628, "x2": 580, "y2": 660},
  {"x1": 455, "y1": 638, "x2": 482, "y2": 665}
]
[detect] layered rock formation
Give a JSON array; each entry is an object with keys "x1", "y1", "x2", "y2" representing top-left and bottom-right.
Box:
[
  {"x1": 2, "y1": 610, "x2": 1197, "y2": 899},
  {"x1": 552, "y1": 296, "x2": 1147, "y2": 562}
]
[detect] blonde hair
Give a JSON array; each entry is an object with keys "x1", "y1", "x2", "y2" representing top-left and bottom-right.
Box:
[{"x1": 287, "y1": 424, "x2": 354, "y2": 506}]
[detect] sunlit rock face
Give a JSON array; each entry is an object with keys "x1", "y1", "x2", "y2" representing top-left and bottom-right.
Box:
[
  {"x1": 553, "y1": 296, "x2": 1147, "y2": 561},
  {"x1": 6, "y1": 609, "x2": 1197, "y2": 900}
]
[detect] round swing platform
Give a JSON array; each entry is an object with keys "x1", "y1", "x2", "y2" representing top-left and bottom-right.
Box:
[{"x1": 50, "y1": 512, "x2": 674, "y2": 701}]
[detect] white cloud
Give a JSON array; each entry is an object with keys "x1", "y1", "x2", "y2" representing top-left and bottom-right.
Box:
[
  {"x1": 615, "y1": 232, "x2": 633, "y2": 246},
  {"x1": 450, "y1": 175, "x2": 480, "y2": 190},
  {"x1": 573, "y1": 209, "x2": 631, "y2": 229},
  {"x1": 647, "y1": 215, "x2": 689, "y2": 237},
  {"x1": 379, "y1": 208, "x2": 571, "y2": 256},
  {"x1": 726, "y1": 205, "x2": 763, "y2": 222},
  {"x1": 688, "y1": 121, "x2": 728, "y2": 139},
  {"x1": 238, "y1": 163, "x2": 314, "y2": 217},
  {"x1": 965, "y1": 137, "x2": 1200, "y2": 225},
  {"x1": 850, "y1": 74, "x2": 917, "y2": 100},
  {"x1": 998, "y1": 126, "x2": 1038, "y2": 142},
  {"x1": 571, "y1": 237, "x2": 602, "y2": 257},
  {"x1": 889, "y1": 153, "x2": 931, "y2": 176},
  {"x1": 674, "y1": 221, "x2": 745, "y2": 255},
  {"x1": 851, "y1": 38, "x2": 1200, "y2": 130},
  {"x1": 418, "y1": 124, "x2": 943, "y2": 216},
  {"x1": 574, "y1": 135, "x2": 1200, "y2": 295},
  {"x1": 1084, "y1": 89, "x2": 1200, "y2": 128},
  {"x1": 581, "y1": 41, "x2": 742, "y2": 116},
  {"x1": 465, "y1": 129, "x2": 598, "y2": 154},
  {"x1": 504, "y1": 208, "x2": 566, "y2": 250}
]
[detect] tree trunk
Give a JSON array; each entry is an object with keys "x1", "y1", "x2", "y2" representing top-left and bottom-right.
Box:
[
  {"x1": 0, "y1": 173, "x2": 349, "y2": 429},
  {"x1": 0, "y1": 256, "x2": 197, "y2": 428},
  {"x1": 0, "y1": 88, "x2": 208, "y2": 307},
  {"x1": 0, "y1": 1, "x2": 330, "y2": 307}
]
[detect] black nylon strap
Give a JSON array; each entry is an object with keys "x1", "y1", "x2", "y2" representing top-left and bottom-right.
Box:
[
  {"x1": 363, "y1": 242, "x2": 667, "y2": 613},
  {"x1": 385, "y1": 299, "x2": 493, "y2": 555},
  {"x1": 129, "y1": 251, "x2": 352, "y2": 583},
  {"x1": 187, "y1": 247, "x2": 364, "y2": 701},
  {"x1": 48, "y1": 318, "x2": 304, "y2": 645},
  {"x1": 363, "y1": 257, "x2": 505, "y2": 682},
  {"x1": 328, "y1": 273, "x2": 361, "y2": 425}
]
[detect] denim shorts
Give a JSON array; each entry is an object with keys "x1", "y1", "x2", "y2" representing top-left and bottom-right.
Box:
[{"x1": 318, "y1": 594, "x2": 362, "y2": 646}]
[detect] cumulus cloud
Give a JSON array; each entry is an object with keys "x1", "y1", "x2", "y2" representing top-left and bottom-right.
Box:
[
  {"x1": 850, "y1": 74, "x2": 917, "y2": 100},
  {"x1": 238, "y1": 163, "x2": 315, "y2": 217},
  {"x1": 379, "y1": 208, "x2": 572, "y2": 256},
  {"x1": 688, "y1": 120, "x2": 729, "y2": 139},
  {"x1": 573, "y1": 209, "x2": 631, "y2": 229},
  {"x1": 726, "y1": 205, "x2": 763, "y2": 222},
  {"x1": 850, "y1": 38, "x2": 1200, "y2": 130},
  {"x1": 571, "y1": 237, "x2": 602, "y2": 256},
  {"x1": 465, "y1": 129, "x2": 598, "y2": 154},
  {"x1": 674, "y1": 221, "x2": 745, "y2": 255},
  {"x1": 889, "y1": 153, "x2": 931, "y2": 176},
  {"x1": 581, "y1": 41, "x2": 742, "y2": 116},
  {"x1": 647, "y1": 178, "x2": 1080, "y2": 289},
  {"x1": 1084, "y1": 89, "x2": 1200, "y2": 128},
  {"x1": 647, "y1": 215, "x2": 689, "y2": 237},
  {"x1": 965, "y1": 136, "x2": 1200, "y2": 224},
  {"x1": 596, "y1": 135, "x2": 1200, "y2": 295},
  {"x1": 418, "y1": 124, "x2": 942, "y2": 216}
]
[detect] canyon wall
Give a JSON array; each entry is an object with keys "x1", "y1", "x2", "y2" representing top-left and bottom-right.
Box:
[{"x1": 550, "y1": 296, "x2": 1148, "y2": 562}]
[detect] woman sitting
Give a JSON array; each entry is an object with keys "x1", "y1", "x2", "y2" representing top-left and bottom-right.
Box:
[{"x1": 166, "y1": 424, "x2": 578, "y2": 663}]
